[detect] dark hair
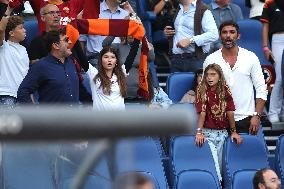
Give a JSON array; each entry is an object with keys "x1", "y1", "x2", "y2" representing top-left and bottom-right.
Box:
[
  {"x1": 44, "y1": 28, "x2": 66, "y2": 52},
  {"x1": 113, "y1": 172, "x2": 153, "y2": 189},
  {"x1": 193, "y1": 68, "x2": 203, "y2": 92},
  {"x1": 253, "y1": 168, "x2": 271, "y2": 189},
  {"x1": 5, "y1": 16, "x2": 24, "y2": 40},
  {"x1": 219, "y1": 20, "x2": 240, "y2": 35},
  {"x1": 94, "y1": 46, "x2": 128, "y2": 98}
]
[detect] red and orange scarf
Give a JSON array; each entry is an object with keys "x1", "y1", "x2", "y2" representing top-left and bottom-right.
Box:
[{"x1": 66, "y1": 19, "x2": 150, "y2": 100}]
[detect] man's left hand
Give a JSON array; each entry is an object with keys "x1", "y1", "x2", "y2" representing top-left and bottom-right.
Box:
[{"x1": 249, "y1": 116, "x2": 260, "y2": 135}]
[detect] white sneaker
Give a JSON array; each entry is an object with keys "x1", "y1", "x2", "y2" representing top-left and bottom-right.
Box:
[{"x1": 269, "y1": 114, "x2": 280, "y2": 123}]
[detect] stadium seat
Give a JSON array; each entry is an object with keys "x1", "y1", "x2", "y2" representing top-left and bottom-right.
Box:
[
  {"x1": 115, "y1": 171, "x2": 159, "y2": 189},
  {"x1": 23, "y1": 19, "x2": 39, "y2": 48},
  {"x1": 136, "y1": 0, "x2": 156, "y2": 42},
  {"x1": 233, "y1": 0, "x2": 250, "y2": 19},
  {"x1": 223, "y1": 134, "x2": 269, "y2": 189},
  {"x1": 170, "y1": 136, "x2": 221, "y2": 189},
  {"x1": 237, "y1": 19, "x2": 275, "y2": 89},
  {"x1": 257, "y1": 125, "x2": 269, "y2": 154},
  {"x1": 2, "y1": 142, "x2": 58, "y2": 189},
  {"x1": 176, "y1": 170, "x2": 220, "y2": 189},
  {"x1": 275, "y1": 134, "x2": 284, "y2": 186},
  {"x1": 114, "y1": 137, "x2": 169, "y2": 189},
  {"x1": 166, "y1": 72, "x2": 195, "y2": 103},
  {"x1": 56, "y1": 143, "x2": 111, "y2": 189},
  {"x1": 237, "y1": 19, "x2": 268, "y2": 66},
  {"x1": 232, "y1": 169, "x2": 257, "y2": 189}
]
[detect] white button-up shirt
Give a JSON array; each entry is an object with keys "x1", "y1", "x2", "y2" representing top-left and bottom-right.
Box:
[
  {"x1": 172, "y1": 1, "x2": 218, "y2": 54},
  {"x1": 203, "y1": 47, "x2": 268, "y2": 121}
]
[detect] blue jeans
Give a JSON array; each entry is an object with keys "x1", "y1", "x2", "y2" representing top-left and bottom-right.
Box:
[
  {"x1": 0, "y1": 95, "x2": 17, "y2": 109},
  {"x1": 202, "y1": 128, "x2": 228, "y2": 182}
]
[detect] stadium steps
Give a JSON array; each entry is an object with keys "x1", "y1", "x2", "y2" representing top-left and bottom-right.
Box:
[
  {"x1": 264, "y1": 122, "x2": 284, "y2": 154},
  {"x1": 157, "y1": 65, "x2": 170, "y2": 91}
]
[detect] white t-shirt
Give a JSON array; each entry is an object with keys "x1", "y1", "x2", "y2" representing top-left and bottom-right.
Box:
[
  {"x1": 0, "y1": 40, "x2": 29, "y2": 97},
  {"x1": 203, "y1": 47, "x2": 267, "y2": 121},
  {"x1": 87, "y1": 64, "x2": 125, "y2": 110}
]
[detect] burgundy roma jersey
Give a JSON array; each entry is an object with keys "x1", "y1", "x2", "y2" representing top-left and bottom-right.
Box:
[{"x1": 195, "y1": 86, "x2": 235, "y2": 130}]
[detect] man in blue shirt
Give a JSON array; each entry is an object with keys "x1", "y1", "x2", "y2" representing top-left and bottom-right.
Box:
[
  {"x1": 17, "y1": 29, "x2": 79, "y2": 104},
  {"x1": 164, "y1": 0, "x2": 218, "y2": 73}
]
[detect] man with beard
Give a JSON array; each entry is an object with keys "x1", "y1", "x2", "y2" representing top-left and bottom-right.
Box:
[
  {"x1": 203, "y1": 20, "x2": 267, "y2": 135},
  {"x1": 253, "y1": 168, "x2": 281, "y2": 189}
]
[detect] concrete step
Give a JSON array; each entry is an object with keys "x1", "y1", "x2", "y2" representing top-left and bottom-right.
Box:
[{"x1": 271, "y1": 121, "x2": 284, "y2": 131}]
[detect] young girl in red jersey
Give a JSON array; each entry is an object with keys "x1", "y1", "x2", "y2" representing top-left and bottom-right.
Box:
[{"x1": 195, "y1": 63, "x2": 242, "y2": 182}]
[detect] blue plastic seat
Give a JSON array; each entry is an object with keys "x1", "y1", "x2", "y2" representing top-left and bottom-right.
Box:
[
  {"x1": 223, "y1": 134, "x2": 269, "y2": 189},
  {"x1": 233, "y1": 0, "x2": 250, "y2": 18},
  {"x1": 166, "y1": 72, "x2": 195, "y2": 103},
  {"x1": 23, "y1": 19, "x2": 39, "y2": 48},
  {"x1": 176, "y1": 170, "x2": 219, "y2": 189},
  {"x1": 56, "y1": 143, "x2": 111, "y2": 189},
  {"x1": 170, "y1": 136, "x2": 221, "y2": 189},
  {"x1": 2, "y1": 142, "x2": 58, "y2": 189},
  {"x1": 275, "y1": 135, "x2": 284, "y2": 186},
  {"x1": 237, "y1": 19, "x2": 275, "y2": 90},
  {"x1": 237, "y1": 19, "x2": 269, "y2": 66},
  {"x1": 114, "y1": 137, "x2": 169, "y2": 189},
  {"x1": 232, "y1": 169, "x2": 257, "y2": 189}
]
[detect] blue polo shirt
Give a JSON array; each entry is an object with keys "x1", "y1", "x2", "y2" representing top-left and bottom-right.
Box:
[{"x1": 17, "y1": 54, "x2": 79, "y2": 104}]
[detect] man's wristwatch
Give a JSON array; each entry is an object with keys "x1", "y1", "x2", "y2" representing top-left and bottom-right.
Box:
[
  {"x1": 189, "y1": 37, "x2": 195, "y2": 44},
  {"x1": 253, "y1": 112, "x2": 261, "y2": 119}
]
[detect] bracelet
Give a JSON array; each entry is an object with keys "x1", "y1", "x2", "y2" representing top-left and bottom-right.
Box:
[
  {"x1": 230, "y1": 127, "x2": 236, "y2": 133},
  {"x1": 263, "y1": 46, "x2": 270, "y2": 52}
]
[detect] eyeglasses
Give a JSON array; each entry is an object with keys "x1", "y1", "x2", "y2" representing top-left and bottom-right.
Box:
[{"x1": 43, "y1": 11, "x2": 61, "y2": 16}]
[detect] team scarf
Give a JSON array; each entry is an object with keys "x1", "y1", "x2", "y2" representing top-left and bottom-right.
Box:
[{"x1": 66, "y1": 19, "x2": 150, "y2": 100}]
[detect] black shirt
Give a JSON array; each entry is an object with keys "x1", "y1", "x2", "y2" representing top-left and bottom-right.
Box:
[{"x1": 260, "y1": 0, "x2": 284, "y2": 35}]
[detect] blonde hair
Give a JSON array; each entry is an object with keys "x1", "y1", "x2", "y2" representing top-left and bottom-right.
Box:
[{"x1": 196, "y1": 63, "x2": 230, "y2": 117}]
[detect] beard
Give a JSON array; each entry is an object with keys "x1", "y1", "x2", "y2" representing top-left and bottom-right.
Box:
[{"x1": 221, "y1": 39, "x2": 237, "y2": 49}]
